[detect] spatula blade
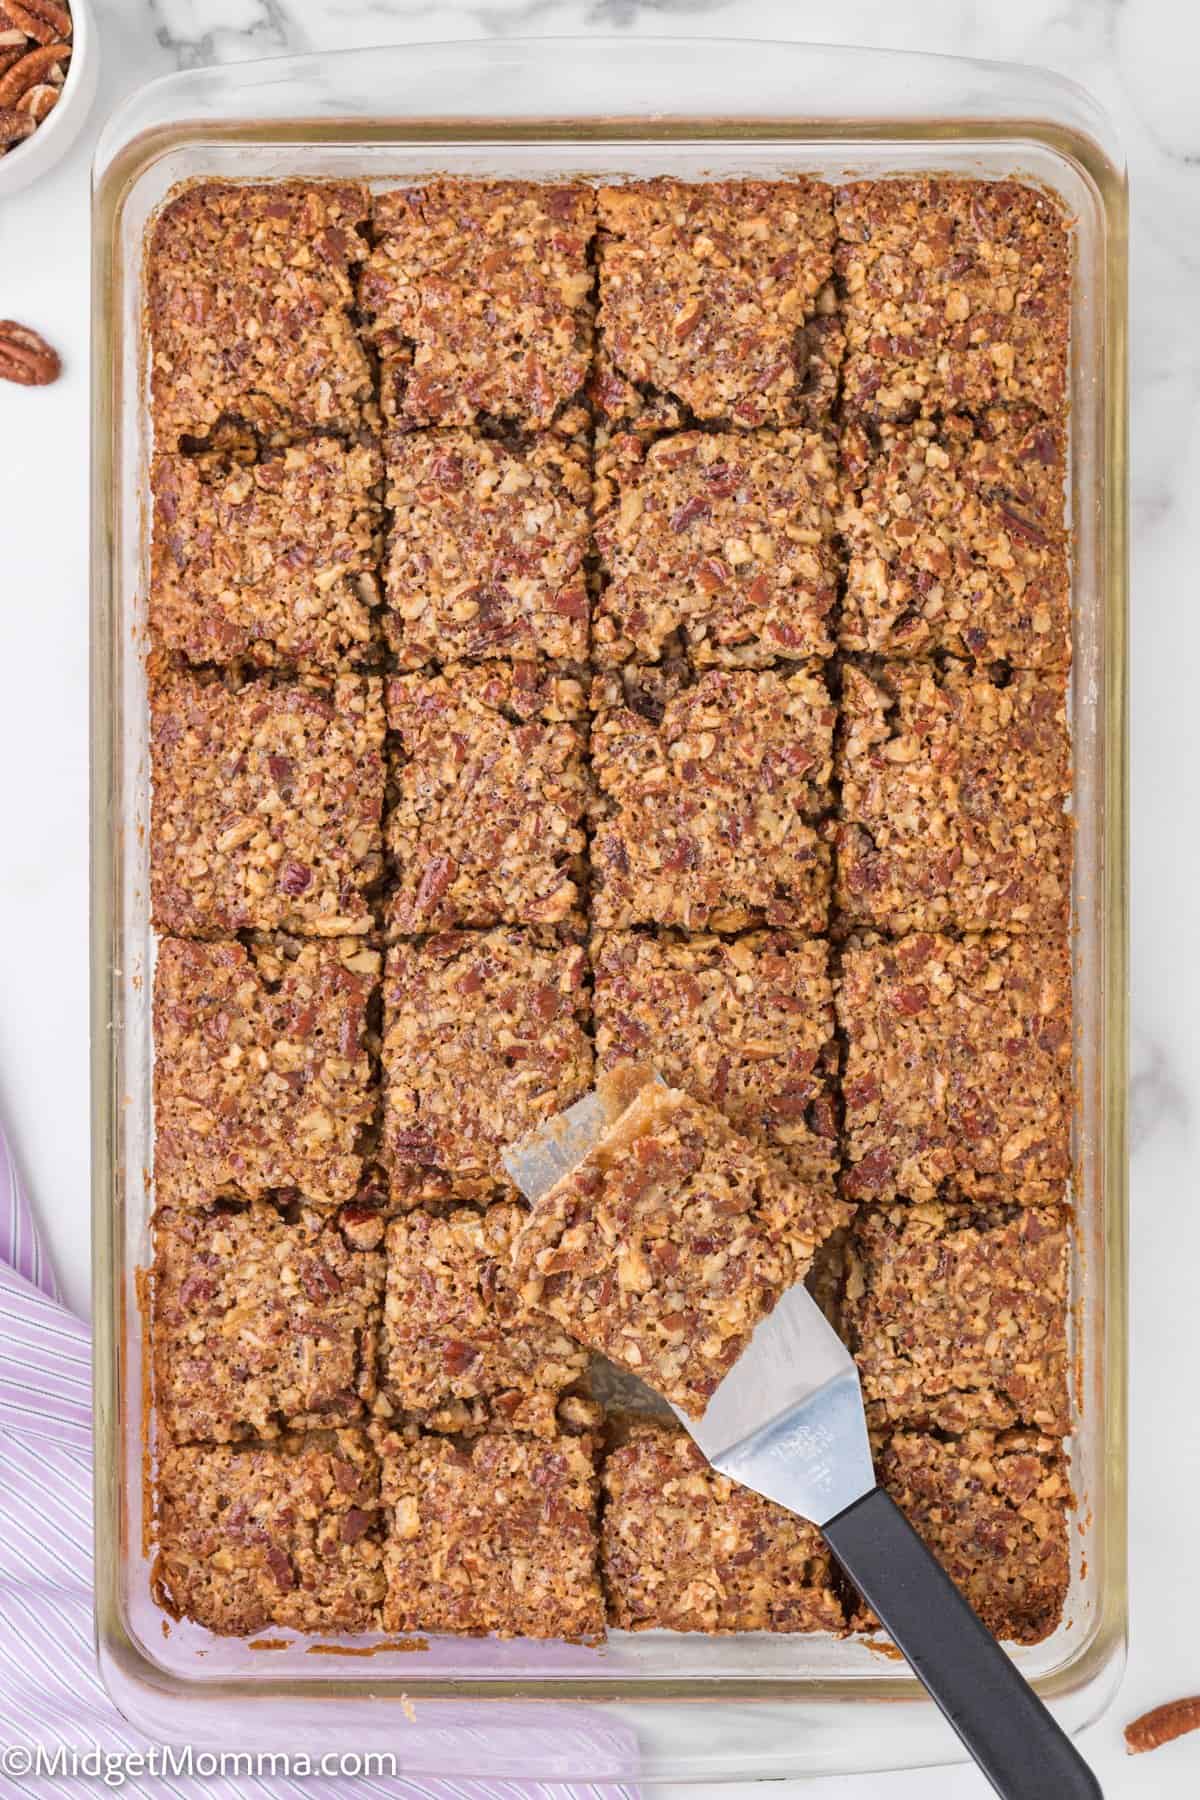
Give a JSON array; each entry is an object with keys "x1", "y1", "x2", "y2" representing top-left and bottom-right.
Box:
[{"x1": 673, "y1": 1281, "x2": 874, "y2": 1527}]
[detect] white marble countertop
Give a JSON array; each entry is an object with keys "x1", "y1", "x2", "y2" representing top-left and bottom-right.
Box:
[{"x1": 0, "y1": 0, "x2": 1195, "y2": 1792}]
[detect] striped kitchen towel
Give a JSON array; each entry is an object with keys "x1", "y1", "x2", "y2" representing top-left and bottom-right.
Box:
[{"x1": 0, "y1": 1117, "x2": 640, "y2": 1799}]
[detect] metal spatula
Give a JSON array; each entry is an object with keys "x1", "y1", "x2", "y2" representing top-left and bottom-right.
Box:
[{"x1": 503, "y1": 1086, "x2": 1102, "y2": 1800}]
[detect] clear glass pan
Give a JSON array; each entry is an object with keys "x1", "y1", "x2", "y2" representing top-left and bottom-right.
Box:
[{"x1": 90, "y1": 36, "x2": 1129, "y2": 1782}]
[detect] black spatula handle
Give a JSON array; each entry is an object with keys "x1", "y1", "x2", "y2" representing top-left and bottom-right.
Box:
[{"x1": 823, "y1": 1486, "x2": 1102, "y2": 1800}]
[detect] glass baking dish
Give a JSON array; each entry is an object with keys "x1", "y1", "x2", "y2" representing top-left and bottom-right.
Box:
[{"x1": 89, "y1": 36, "x2": 1129, "y2": 1783}]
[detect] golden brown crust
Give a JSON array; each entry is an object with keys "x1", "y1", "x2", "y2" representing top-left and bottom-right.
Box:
[
  {"x1": 380, "y1": 929, "x2": 593, "y2": 1208},
  {"x1": 602, "y1": 1419, "x2": 845, "y2": 1633},
  {"x1": 843, "y1": 1201, "x2": 1070, "y2": 1435},
  {"x1": 148, "y1": 182, "x2": 375, "y2": 447},
  {"x1": 511, "y1": 1075, "x2": 851, "y2": 1418},
  {"x1": 153, "y1": 936, "x2": 379, "y2": 1209},
  {"x1": 593, "y1": 427, "x2": 839, "y2": 668},
  {"x1": 383, "y1": 429, "x2": 590, "y2": 667},
  {"x1": 835, "y1": 178, "x2": 1069, "y2": 423},
  {"x1": 362, "y1": 181, "x2": 595, "y2": 431},
  {"x1": 590, "y1": 665, "x2": 834, "y2": 932},
  {"x1": 838, "y1": 409, "x2": 1069, "y2": 668},
  {"x1": 592, "y1": 928, "x2": 839, "y2": 1184},
  {"x1": 149, "y1": 439, "x2": 383, "y2": 670},
  {"x1": 596, "y1": 179, "x2": 838, "y2": 430},
  {"x1": 378, "y1": 1205, "x2": 588, "y2": 1437},
  {"x1": 384, "y1": 662, "x2": 589, "y2": 933},
  {"x1": 374, "y1": 1427, "x2": 605, "y2": 1641},
  {"x1": 152, "y1": 1200, "x2": 385, "y2": 1443},
  {"x1": 155, "y1": 1430, "x2": 385, "y2": 1636},
  {"x1": 835, "y1": 661, "x2": 1071, "y2": 935},
  {"x1": 837, "y1": 931, "x2": 1072, "y2": 1206},
  {"x1": 149, "y1": 668, "x2": 385, "y2": 938}
]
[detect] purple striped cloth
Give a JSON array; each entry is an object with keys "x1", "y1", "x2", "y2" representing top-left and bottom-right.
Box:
[{"x1": 0, "y1": 1118, "x2": 640, "y2": 1798}]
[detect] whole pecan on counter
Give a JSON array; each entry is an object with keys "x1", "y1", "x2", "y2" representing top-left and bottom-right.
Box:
[
  {"x1": 1125, "y1": 1694, "x2": 1200, "y2": 1755},
  {"x1": 0, "y1": 0, "x2": 72, "y2": 154},
  {"x1": 0, "y1": 319, "x2": 61, "y2": 385}
]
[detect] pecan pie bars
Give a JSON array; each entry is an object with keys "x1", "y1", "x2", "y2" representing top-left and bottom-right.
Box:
[
  {"x1": 153, "y1": 1200, "x2": 385, "y2": 1444},
  {"x1": 592, "y1": 928, "x2": 839, "y2": 1184},
  {"x1": 869, "y1": 1429, "x2": 1071, "y2": 1646},
  {"x1": 602, "y1": 1419, "x2": 845, "y2": 1634},
  {"x1": 361, "y1": 180, "x2": 595, "y2": 430},
  {"x1": 149, "y1": 667, "x2": 385, "y2": 938},
  {"x1": 836, "y1": 177, "x2": 1069, "y2": 423},
  {"x1": 384, "y1": 662, "x2": 588, "y2": 934},
  {"x1": 143, "y1": 171, "x2": 1077, "y2": 1652},
  {"x1": 838, "y1": 409, "x2": 1069, "y2": 668},
  {"x1": 379, "y1": 1204, "x2": 588, "y2": 1437},
  {"x1": 590, "y1": 664, "x2": 834, "y2": 932},
  {"x1": 155, "y1": 1430, "x2": 385, "y2": 1637},
  {"x1": 838, "y1": 930, "x2": 1072, "y2": 1206},
  {"x1": 842, "y1": 1201, "x2": 1070, "y2": 1435},
  {"x1": 596, "y1": 179, "x2": 839, "y2": 429},
  {"x1": 510, "y1": 1071, "x2": 850, "y2": 1418},
  {"x1": 373, "y1": 1426, "x2": 605, "y2": 1641},
  {"x1": 383, "y1": 429, "x2": 590, "y2": 668},
  {"x1": 380, "y1": 928, "x2": 592, "y2": 1207},
  {"x1": 835, "y1": 660, "x2": 1071, "y2": 935},
  {"x1": 149, "y1": 437, "x2": 383, "y2": 671},
  {"x1": 153, "y1": 936, "x2": 378, "y2": 1209},
  {"x1": 148, "y1": 181, "x2": 375, "y2": 448},
  {"x1": 593, "y1": 427, "x2": 839, "y2": 667}
]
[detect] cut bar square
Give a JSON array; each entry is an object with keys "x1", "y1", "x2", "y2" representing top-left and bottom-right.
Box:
[
  {"x1": 835, "y1": 661, "x2": 1070, "y2": 935},
  {"x1": 593, "y1": 428, "x2": 839, "y2": 667},
  {"x1": 383, "y1": 430, "x2": 590, "y2": 668},
  {"x1": 381, "y1": 928, "x2": 593, "y2": 1208},
  {"x1": 838, "y1": 931, "x2": 1072, "y2": 1206},
  {"x1": 374, "y1": 1426, "x2": 605, "y2": 1641},
  {"x1": 153, "y1": 936, "x2": 378, "y2": 1209},
  {"x1": 362, "y1": 181, "x2": 595, "y2": 430},
  {"x1": 150, "y1": 668, "x2": 385, "y2": 938},
  {"x1": 592, "y1": 929, "x2": 839, "y2": 1185},
  {"x1": 147, "y1": 181, "x2": 374, "y2": 448},
  {"x1": 868, "y1": 1429, "x2": 1070, "y2": 1645},
  {"x1": 602, "y1": 1419, "x2": 845, "y2": 1633},
  {"x1": 152, "y1": 1200, "x2": 385, "y2": 1444},
  {"x1": 510, "y1": 1071, "x2": 851, "y2": 1418},
  {"x1": 155, "y1": 1430, "x2": 384, "y2": 1636},
  {"x1": 843, "y1": 1201, "x2": 1069, "y2": 1435},
  {"x1": 596, "y1": 179, "x2": 839, "y2": 430},
  {"x1": 380, "y1": 1205, "x2": 589, "y2": 1437},
  {"x1": 149, "y1": 438, "x2": 383, "y2": 671},
  {"x1": 590, "y1": 665, "x2": 834, "y2": 932},
  {"x1": 838, "y1": 410, "x2": 1070, "y2": 668},
  {"x1": 835, "y1": 178, "x2": 1069, "y2": 423},
  {"x1": 385, "y1": 663, "x2": 588, "y2": 934}
]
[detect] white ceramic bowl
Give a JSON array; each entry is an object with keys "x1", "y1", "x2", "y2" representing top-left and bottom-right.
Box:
[{"x1": 0, "y1": 0, "x2": 98, "y2": 197}]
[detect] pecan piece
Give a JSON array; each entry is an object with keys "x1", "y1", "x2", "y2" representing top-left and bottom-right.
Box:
[
  {"x1": 0, "y1": 39, "x2": 70, "y2": 107},
  {"x1": 995, "y1": 498, "x2": 1049, "y2": 549},
  {"x1": 4, "y1": 0, "x2": 73, "y2": 46},
  {"x1": 0, "y1": 319, "x2": 61, "y2": 386},
  {"x1": 0, "y1": 102, "x2": 33, "y2": 144},
  {"x1": 340, "y1": 1507, "x2": 373, "y2": 1545},
  {"x1": 1125, "y1": 1695, "x2": 1200, "y2": 1755},
  {"x1": 17, "y1": 78, "x2": 56, "y2": 121}
]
